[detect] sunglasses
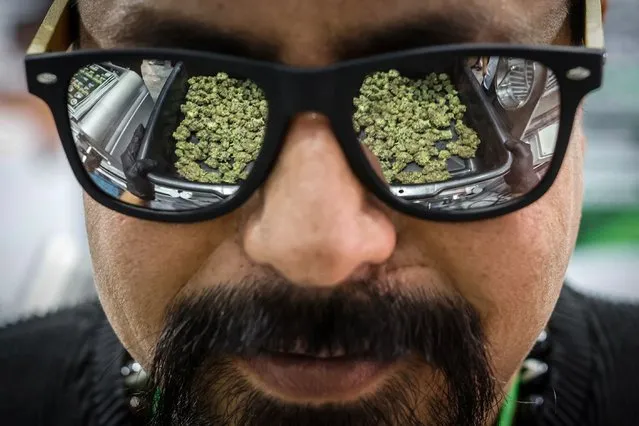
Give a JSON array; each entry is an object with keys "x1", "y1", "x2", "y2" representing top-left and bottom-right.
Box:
[{"x1": 25, "y1": 0, "x2": 606, "y2": 223}]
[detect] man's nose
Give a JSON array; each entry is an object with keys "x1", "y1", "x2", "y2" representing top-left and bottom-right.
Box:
[{"x1": 243, "y1": 113, "x2": 396, "y2": 287}]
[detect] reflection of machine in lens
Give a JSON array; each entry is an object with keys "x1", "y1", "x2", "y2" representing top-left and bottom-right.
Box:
[
  {"x1": 520, "y1": 72, "x2": 560, "y2": 165},
  {"x1": 69, "y1": 64, "x2": 155, "y2": 172},
  {"x1": 482, "y1": 57, "x2": 500, "y2": 91},
  {"x1": 495, "y1": 58, "x2": 537, "y2": 111},
  {"x1": 490, "y1": 58, "x2": 560, "y2": 167},
  {"x1": 141, "y1": 60, "x2": 174, "y2": 101}
]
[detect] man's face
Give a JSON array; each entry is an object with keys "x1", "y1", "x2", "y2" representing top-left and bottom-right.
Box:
[{"x1": 80, "y1": 0, "x2": 585, "y2": 424}]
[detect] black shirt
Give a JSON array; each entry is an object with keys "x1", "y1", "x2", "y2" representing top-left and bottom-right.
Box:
[{"x1": 1, "y1": 285, "x2": 638, "y2": 426}]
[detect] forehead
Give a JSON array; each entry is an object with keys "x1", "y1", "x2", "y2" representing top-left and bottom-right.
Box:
[{"x1": 80, "y1": 0, "x2": 569, "y2": 63}]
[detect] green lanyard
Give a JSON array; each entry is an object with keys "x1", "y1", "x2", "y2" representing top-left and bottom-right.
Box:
[
  {"x1": 152, "y1": 373, "x2": 522, "y2": 425},
  {"x1": 152, "y1": 388, "x2": 162, "y2": 417},
  {"x1": 498, "y1": 372, "x2": 521, "y2": 426}
]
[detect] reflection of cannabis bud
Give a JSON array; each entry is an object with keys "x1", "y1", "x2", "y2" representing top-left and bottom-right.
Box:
[
  {"x1": 447, "y1": 121, "x2": 481, "y2": 159},
  {"x1": 353, "y1": 70, "x2": 481, "y2": 185},
  {"x1": 172, "y1": 73, "x2": 267, "y2": 184}
]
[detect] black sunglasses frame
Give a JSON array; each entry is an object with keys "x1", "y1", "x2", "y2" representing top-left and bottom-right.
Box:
[{"x1": 25, "y1": 44, "x2": 604, "y2": 223}]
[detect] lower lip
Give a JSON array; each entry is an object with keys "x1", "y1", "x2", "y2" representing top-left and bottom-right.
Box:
[{"x1": 239, "y1": 353, "x2": 393, "y2": 401}]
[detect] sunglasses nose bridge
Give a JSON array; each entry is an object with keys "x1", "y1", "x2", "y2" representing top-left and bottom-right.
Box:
[{"x1": 280, "y1": 71, "x2": 338, "y2": 116}]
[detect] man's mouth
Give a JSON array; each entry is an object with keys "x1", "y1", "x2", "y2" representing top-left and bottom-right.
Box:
[
  {"x1": 263, "y1": 339, "x2": 373, "y2": 358},
  {"x1": 237, "y1": 344, "x2": 398, "y2": 403}
]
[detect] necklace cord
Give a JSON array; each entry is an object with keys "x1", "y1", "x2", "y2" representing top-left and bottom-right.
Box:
[{"x1": 498, "y1": 371, "x2": 521, "y2": 426}]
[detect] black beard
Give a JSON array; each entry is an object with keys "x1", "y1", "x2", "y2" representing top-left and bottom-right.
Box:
[{"x1": 148, "y1": 280, "x2": 498, "y2": 426}]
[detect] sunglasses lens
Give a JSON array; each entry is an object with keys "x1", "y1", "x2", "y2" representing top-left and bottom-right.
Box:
[
  {"x1": 353, "y1": 56, "x2": 561, "y2": 213},
  {"x1": 67, "y1": 60, "x2": 268, "y2": 211}
]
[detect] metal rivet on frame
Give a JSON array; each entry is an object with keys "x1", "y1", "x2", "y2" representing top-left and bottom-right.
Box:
[
  {"x1": 36, "y1": 73, "x2": 58, "y2": 85},
  {"x1": 566, "y1": 67, "x2": 591, "y2": 81}
]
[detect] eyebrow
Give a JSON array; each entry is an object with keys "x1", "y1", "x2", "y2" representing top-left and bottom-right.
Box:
[
  {"x1": 337, "y1": 13, "x2": 516, "y2": 60},
  {"x1": 107, "y1": 14, "x2": 279, "y2": 61},
  {"x1": 105, "y1": 8, "x2": 527, "y2": 62}
]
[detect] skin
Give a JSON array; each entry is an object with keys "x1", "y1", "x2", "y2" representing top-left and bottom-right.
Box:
[{"x1": 77, "y1": 0, "x2": 605, "y2": 423}]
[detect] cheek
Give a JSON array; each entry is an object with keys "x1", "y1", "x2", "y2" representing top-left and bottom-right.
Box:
[
  {"x1": 407, "y1": 128, "x2": 585, "y2": 382},
  {"x1": 84, "y1": 195, "x2": 232, "y2": 364},
  {"x1": 496, "y1": 134, "x2": 584, "y2": 377}
]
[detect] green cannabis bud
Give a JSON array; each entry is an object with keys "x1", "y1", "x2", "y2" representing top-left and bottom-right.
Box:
[
  {"x1": 173, "y1": 73, "x2": 267, "y2": 183},
  {"x1": 353, "y1": 70, "x2": 481, "y2": 185}
]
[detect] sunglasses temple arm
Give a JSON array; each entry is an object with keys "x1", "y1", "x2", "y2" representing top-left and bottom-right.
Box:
[
  {"x1": 584, "y1": 0, "x2": 605, "y2": 49},
  {"x1": 27, "y1": 0, "x2": 75, "y2": 55}
]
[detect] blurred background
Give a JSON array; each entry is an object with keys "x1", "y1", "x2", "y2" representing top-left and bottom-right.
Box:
[{"x1": 1, "y1": 0, "x2": 638, "y2": 323}]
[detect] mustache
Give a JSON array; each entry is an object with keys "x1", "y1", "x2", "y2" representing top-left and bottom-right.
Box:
[
  {"x1": 153, "y1": 279, "x2": 485, "y2": 361},
  {"x1": 150, "y1": 279, "x2": 496, "y2": 426}
]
